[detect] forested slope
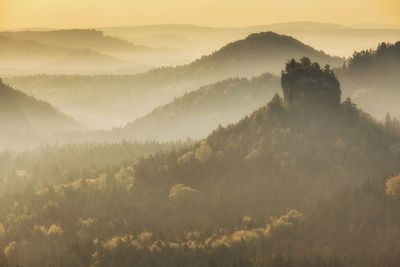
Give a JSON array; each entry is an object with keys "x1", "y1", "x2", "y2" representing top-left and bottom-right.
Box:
[
  {"x1": 0, "y1": 59, "x2": 399, "y2": 266},
  {"x1": 337, "y1": 41, "x2": 400, "y2": 119}
]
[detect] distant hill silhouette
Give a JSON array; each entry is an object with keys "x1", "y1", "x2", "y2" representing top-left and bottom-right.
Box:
[
  {"x1": 0, "y1": 79, "x2": 82, "y2": 149},
  {"x1": 48, "y1": 49, "x2": 124, "y2": 74},
  {"x1": 101, "y1": 22, "x2": 400, "y2": 58},
  {"x1": 0, "y1": 35, "x2": 129, "y2": 74},
  {"x1": 0, "y1": 35, "x2": 68, "y2": 59},
  {"x1": 249, "y1": 21, "x2": 347, "y2": 31},
  {"x1": 0, "y1": 29, "x2": 177, "y2": 75},
  {"x1": 0, "y1": 29, "x2": 150, "y2": 54},
  {"x1": 187, "y1": 31, "x2": 341, "y2": 77},
  {"x1": 0, "y1": 35, "x2": 70, "y2": 66},
  {"x1": 5, "y1": 32, "x2": 342, "y2": 129}
]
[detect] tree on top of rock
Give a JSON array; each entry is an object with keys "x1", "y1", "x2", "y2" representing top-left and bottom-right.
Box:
[{"x1": 281, "y1": 57, "x2": 341, "y2": 111}]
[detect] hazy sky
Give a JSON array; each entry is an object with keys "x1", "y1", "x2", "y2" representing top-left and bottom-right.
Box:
[{"x1": 1, "y1": 0, "x2": 399, "y2": 29}]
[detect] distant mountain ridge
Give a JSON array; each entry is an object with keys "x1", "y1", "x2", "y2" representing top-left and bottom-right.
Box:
[
  {"x1": 187, "y1": 31, "x2": 341, "y2": 76},
  {"x1": 100, "y1": 22, "x2": 400, "y2": 59},
  {"x1": 0, "y1": 34, "x2": 130, "y2": 75},
  {"x1": 247, "y1": 21, "x2": 348, "y2": 31},
  {"x1": 0, "y1": 29, "x2": 176, "y2": 75},
  {"x1": 0, "y1": 29, "x2": 150, "y2": 53}
]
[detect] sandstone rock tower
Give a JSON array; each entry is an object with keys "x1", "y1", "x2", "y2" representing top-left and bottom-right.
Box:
[{"x1": 281, "y1": 57, "x2": 341, "y2": 110}]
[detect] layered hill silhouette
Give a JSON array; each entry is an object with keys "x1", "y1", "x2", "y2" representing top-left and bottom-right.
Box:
[
  {"x1": 0, "y1": 29, "x2": 177, "y2": 75},
  {"x1": 0, "y1": 29, "x2": 151, "y2": 55},
  {"x1": 188, "y1": 31, "x2": 341, "y2": 77},
  {"x1": 47, "y1": 49, "x2": 125, "y2": 74},
  {"x1": 1, "y1": 58, "x2": 399, "y2": 267},
  {"x1": 0, "y1": 35, "x2": 69, "y2": 68},
  {"x1": 0, "y1": 34, "x2": 129, "y2": 75},
  {"x1": 5, "y1": 32, "x2": 342, "y2": 129},
  {"x1": 0, "y1": 79, "x2": 82, "y2": 149},
  {"x1": 101, "y1": 22, "x2": 400, "y2": 59}
]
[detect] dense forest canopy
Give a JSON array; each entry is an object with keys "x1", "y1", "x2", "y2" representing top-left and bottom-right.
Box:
[
  {"x1": 347, "y1": 41, "x2": 400, "y2": 76},
  {"x1": 0, "y1": 59, "x2": 399, "y2": 266},
  {"x1": 0, "y1": 140, "x2": 190, "y2": 197},
  {"x1": 336, "y1": 41, "x2": 400, "y2": 120}
]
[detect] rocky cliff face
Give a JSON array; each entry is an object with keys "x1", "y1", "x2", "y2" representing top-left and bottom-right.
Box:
[{"x1": 281, "y1": 57, "x2": 341, "y2": 110}]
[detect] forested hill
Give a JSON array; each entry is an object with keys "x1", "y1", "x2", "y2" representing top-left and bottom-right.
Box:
[
  {"x1": 1, "y1": 59, "x2": 399, "y2": 266},
  {"x1": 0, "y1": 79, "x2": 82, "y2": 149},
  {"x1": 338, "y1": 41, "x2": 400, "y2": 88},
  {"x1": 187, "y1": 31, "x2": 342, "y2": 76},
  {"x1": 4, "y1": 32, "x2": 343, "y2": 129},
  {"x1": 337, "y1": 41, "x2": 400, "y2": 120},
  {"x1": 75, "y1": 73, "x2": 280, "y2": 142},
  {"x1": 139, "y1": 31, "x2": 342, "y2": 81}
]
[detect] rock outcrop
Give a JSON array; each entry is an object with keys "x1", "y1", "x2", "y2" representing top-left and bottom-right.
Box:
[{"x1": 281, "y1": 57, "x2": 341, "y2": 110}]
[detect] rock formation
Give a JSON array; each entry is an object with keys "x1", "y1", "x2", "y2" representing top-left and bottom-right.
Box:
[{"x1": 281, "y1": 57, "x2": 341, "y2": 110}]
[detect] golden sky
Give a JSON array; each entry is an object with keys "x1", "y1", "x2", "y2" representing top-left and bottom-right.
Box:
[{"x1": 1, "y1": 0, "x2": 399, "y2": 29}]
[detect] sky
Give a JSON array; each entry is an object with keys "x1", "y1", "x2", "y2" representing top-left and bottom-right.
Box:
[{"x1": 0, "y1": 0, "x2": 399, "y2": 29}]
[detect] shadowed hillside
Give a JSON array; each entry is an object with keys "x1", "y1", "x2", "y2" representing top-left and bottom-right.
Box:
[
  {"x1": 101, "y1": 22, "x2": 400, "y2": 58},
  {"x1": 0, "y1": 35, "x2": 130, "y2": 75}
]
